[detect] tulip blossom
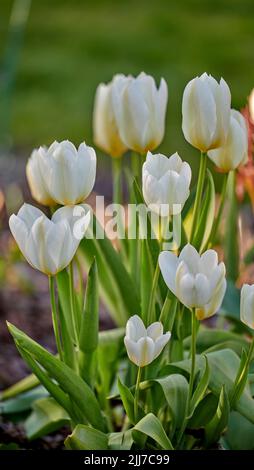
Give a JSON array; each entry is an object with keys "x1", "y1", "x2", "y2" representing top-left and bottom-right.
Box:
[
  {"x1": 182, "y1": 73, "x2": 231, "y2": 152},
  {"x1": 26, "y1": 140, "x2": 96, "y2": 206},
  {"x1": 142, "y1": 151, "x2": 191, "y2": 216},
  {"x1": 9, "y1": 203, "x2": 90, "y2": 275},
  {"x1": 124, "y1": 315, "x2": 171, "y2": 367},
  {"x1": 159, "y1": 244, "x2": 226, "y2": 320},
  {"x1": 208, "y1": 110, "x2": 248, "y2": 172},
  {"x1": 93, "y1": 75, "x2": 128, "y2": 157},
  {"x1": 26, "y1": 148, "x2": 55, "y2": 206},
  {"x1": 240, "y1": 284, "x2": 254, "y2": 329},
  {"x1": 112, "y1": 72, "x2": 168, "y2": 154}
]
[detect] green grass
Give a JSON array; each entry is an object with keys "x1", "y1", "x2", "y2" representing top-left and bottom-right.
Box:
[{"x1": 1, "y1": 0, "x2": 254, "y2": 177}]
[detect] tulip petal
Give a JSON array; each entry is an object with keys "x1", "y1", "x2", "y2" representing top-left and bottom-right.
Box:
[
  {"x1": 154, "y1": 332, "x2": 171, "y2": 359},
  {"x1": 137, "y1": 337, "x2": 155, "y2": 367},
  {"x1": 159, "y1": 251, "x2": 179, "y2": 295},
  {"x1": 124, "y1": 337, "x2": 140, "y2": 367},
  {"x1": 179, "y1": 244, "x2": 199, "y2": 273},
  {"x1": 125, "y1": 315, "x2": 146, "y2": 341},
  {"x1": 147, "y1": 322, "x2": 163, "y2": 340}
]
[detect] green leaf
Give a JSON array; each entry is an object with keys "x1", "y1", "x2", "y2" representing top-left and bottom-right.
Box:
[
  {"x1": 8, "y1": 322, "x2": 107, "y2": 431},
  {"x1": 188, "y1": 393, "x2": 218, "y2": 429},
  {"x1": 117, "y1": 377, "x2": 135, "y2": 424},
  {"x1": 189, "y1": 356, "x2": 210, "y2": 415},
  {"x1": 80, "y1": 214, "x2": 140, "y2": 325},
  {"x1": 154, "y1": 374, "x2": 188, "y2": 435},
  {"x1": 65, "y1": 424, "x2": 108, "y2": 450},
  {"x1": 223, "y1": 411, "x2": 254, "y2": 450},
  {"x1": 134, "y1": 413, "x2": 174, "y2": 450},
  {"x1": 140, "y1": 239, "x2": 154, "y2": 324},
  {"x1": 0, "y1": 373, "x2": 40, "y2": 401},
  {"x1": 24, "y1": 397, "x2": 70, "y2": 440},
  {"x1": 205, "y1": 386, "x2": 230, "y2": 448},
  {"x1": 109, "y1": 430, "x2": 133, "y2": 450},
  {"x1": 224, "y1": 171, "x2": 239, "y2": 281},
  {"x1": 184, "y1": 326, "x2": 249, "y2": 354},
  {"x1": 193, "y1": 169, "x2": 215, "y2": 251},
  {"x1": 0, "y1": 387, "x2": 47, "y2": 415}
]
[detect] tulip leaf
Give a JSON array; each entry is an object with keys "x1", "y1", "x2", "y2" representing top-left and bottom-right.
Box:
[
  {"x1": 153, "y1": 374, "x2": 188, "y2": 436},
  {"x1": 133, "y1": 413, "x2": 174, "y2": 450},
  {"x1": 7, "y1": 322, "x2": 107, "y2": 431},
  {"x1": 24, "y1": 397, "x2": 70, "y2": 440},
  {"x1": 117, "y1": 377, "x2": 135, "y2": 425},
  {"x1": 222, "y1": 411, "x2": 254, "y2": 450},
  {"x1": 189, "y1": 355, "x2": 210, "y2": 416},
  {"x1": 140, "y1": 239, "x2": 154, "y2": 324},
  {"x1": 65, "y1": 424, "x2": 108, "y2": 450},
  {"x1": 109, "y1": 430, "x2": 133, "y2": 450},
  {"x1": 204, "y1": 385, "x2": 229, "y2": 448},
  {"x1": 0, "y1": 387, "x2": 47, "y2": 415},
  {"x1": 80, "y1": 214, "x2": 140, "y2": 325},
  {"x1": 192, "y1": 169, "x2": 215, "y2": 251},
  {"x1": 224, "y1": 170, "x2": 239, "y2": 281},
  {"x1": 184, "y1": 327, "x2": 249, "y2": 354},
  {"x1": 188, "y1": 392, "x2": 218, "y2": 429}
]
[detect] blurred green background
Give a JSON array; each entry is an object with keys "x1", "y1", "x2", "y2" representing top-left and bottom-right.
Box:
[{"x1": 0, "y1": 0, "x2": 254, "y2": 175}]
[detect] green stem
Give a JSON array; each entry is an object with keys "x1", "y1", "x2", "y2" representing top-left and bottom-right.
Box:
[
  {"x1": 207, "y1": 172, "x2": 229, "y2": 248},
  {"x1": 69, "y1": 262, "x2": 79, "y2": 348},
  {"x1": 48, "y1": 276, "x2": 63, "y2": 360},
  {"x1": 112, "y1": 157, "x2": 122, "y2": 204},
  {"x1": 190, "y1": 152, "x2": 207, "y2": 243},
  {"x1": 134, "y1": 366, "x2": 142, "y2": 423},
  {"x1": 147, "y1": 260, "x2": 160, "y2": 325}
]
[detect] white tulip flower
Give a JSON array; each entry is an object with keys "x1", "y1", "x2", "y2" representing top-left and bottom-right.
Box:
[
  {"x1": 26, "y1": 148, "x2": 55, "y2": 206},
  {"x1": 27, "y1": 140, "x2": 96, "y2": 206},
  {"x1": 159, "y1": 244, "x2": 226, "y2": 320},
  {"x1": 112, "y1": 72, "x2": 168, "y2": 154},
  {"x1": 93, "y1": 76, "x2": 128, "y2": 157},
  {"x1": 124, "y1": 315, "x2": 171, "y2": 367},
  {"x1": 182, "y1": 73, "x2": 231, "y2": 152},
  {"x1": 208, "y1": 109, "x2": 248, "y2": 171},
  {"x1": 142, "y1": 151, "x2": 191, "y2": 217},
  {"x1": 240, "y1": 284, "x2": 254, "y2": 329},
  {"x1": 9, "y1": 203, "x2": 90, "y2": 275}
]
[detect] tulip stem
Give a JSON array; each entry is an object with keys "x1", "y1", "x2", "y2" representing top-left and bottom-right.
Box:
[
  {"x1": 147, "y1": 259, "x2": 160, "y2": 325},
  {"x1": 69, "y1": 262, "x2": 79, "y2": 348},
  {"x1": 48, "y1": 276, "x2": 63, "y2": 361},
  {"x1": 134, "y1": 366, "x2": 142, "y2": 422},
  {"x1": 112, "y1": 157, "x2": 122, "y2": 204},
  {"x1": 207, "y1": 172, "x2": 229, "y2": 248},
  {"x1": 190, "y1": 152, "x2": 207, "y2": 243}
]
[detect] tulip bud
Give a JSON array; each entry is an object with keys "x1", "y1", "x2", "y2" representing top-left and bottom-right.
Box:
[
  {"x1": 93, "y1": 76, "x2": 128, "y2": 158},
  {"x1": 142, "y1": 151, "x2": 191, "y2": 216},
  {"x1": 240, "y1": 284, "x2": 254, "y2": 329},
  {"x1": 208, "y1": 110, "x2": 248, "y2": 171},
  {"x1": 112, "y1": 72, "x2": 168, "y2": 154},
  {"x1": 182, "y1": 73, "x2": 231, "y2": 152},
  {"x1": 27, "y1": 140, "x2": 96, "y2": 206},
  {"x1": 159, "y1": 244, "x2": 226, "y2": 320},
  {"x1": 9, "y1": 203, "x2": 90, "y2": 275},
  {"x1": 26, "y1": 148, "x2": 55, "y2": 206},
  {"x1": 124, "y1": 315, "x2": 171, "y2": 367}
]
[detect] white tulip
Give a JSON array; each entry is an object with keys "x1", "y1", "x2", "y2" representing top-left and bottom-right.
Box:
[
  {"x1": 9, "y1": 203, "x2": 90, "y2": 275},
  {"x1": 112, "y1": 72, "x2": 168, "y2": 154},
  {"x1": 240, "y1": 284, "x2": 254, "y2": 329},
  {"x1": 93, "y1": 76, "x2": 128, "y2": 157},
  {"x1": 124, "y1": 315, "x2": 171, "y2": 367},
  {"x1": 182, "y1": 73, "x2": 231, "y2": 152},
  {"x1": 26, "y1": 148, "x2": 55, "y2": 206},
  {"x1": 27, "y1": 140, "x2": 96, "y2": 206},
  {"x1": 208, "y1": 109, "x2": 248, "y2": 171},
  {"x1": 159, "y1": 244, "x2": 226, "y2": 320},
  {"x1": 249, "y1": 89, "x2": 254, "y2": 122},
  {"x1": 142, "y1": 151, "x2": 191, "y2": 216}
]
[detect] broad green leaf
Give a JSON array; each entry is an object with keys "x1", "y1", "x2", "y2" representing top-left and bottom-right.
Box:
[
  {"x1": 80, "y1": 214, "x2": 140, "y2": 325},
  {"x1": 8, "y1": 322, "x2": 107, "y2": 431},
  {"x1": 117, "y1": 377, "x2": 135, "y2": 425},
  {"x1": 134, "y1": 413, "x2": 174, "y2": 450},
  {"x1": 0, "y1": 387, "x2": 47, "y2": 415},
  {"x1": 0, "y1": 373, "x2": 39, "y2": 401},
  {"x1": 184, "y1": 326, "x2": 248, "y2": 354},
  {"x1": 24, "y1": 397, "x2": 70, "y2": 440},
  {"x1": 189, "y1": 356, "x2": 210, "y2": 415},
  {"x1": 154, "y1": 374, "x2": 188, "y2": 435},
  {"x1": 65, "y1": 424, "x2": 108, "y2": 450},
  {"x1": 193, "y1": 169, "x2": 215, "y2": 251},
  {"x1": 223, "y1": 411, "x2": 254, "y2": 450},
  {"x1": 188, "y1": 393, "x2": 218, "y2": 429},
  {"x1": 109, "y1": 430, "x2": 133, "y2": 450},
  {"x1": 205, "y1": 386, "x2": 229, "y2": 448}
]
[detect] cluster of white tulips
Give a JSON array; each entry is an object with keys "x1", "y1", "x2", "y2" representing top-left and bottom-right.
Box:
[{"x1": 5, "y1": 70, "x2": 254, "y2": 450}]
